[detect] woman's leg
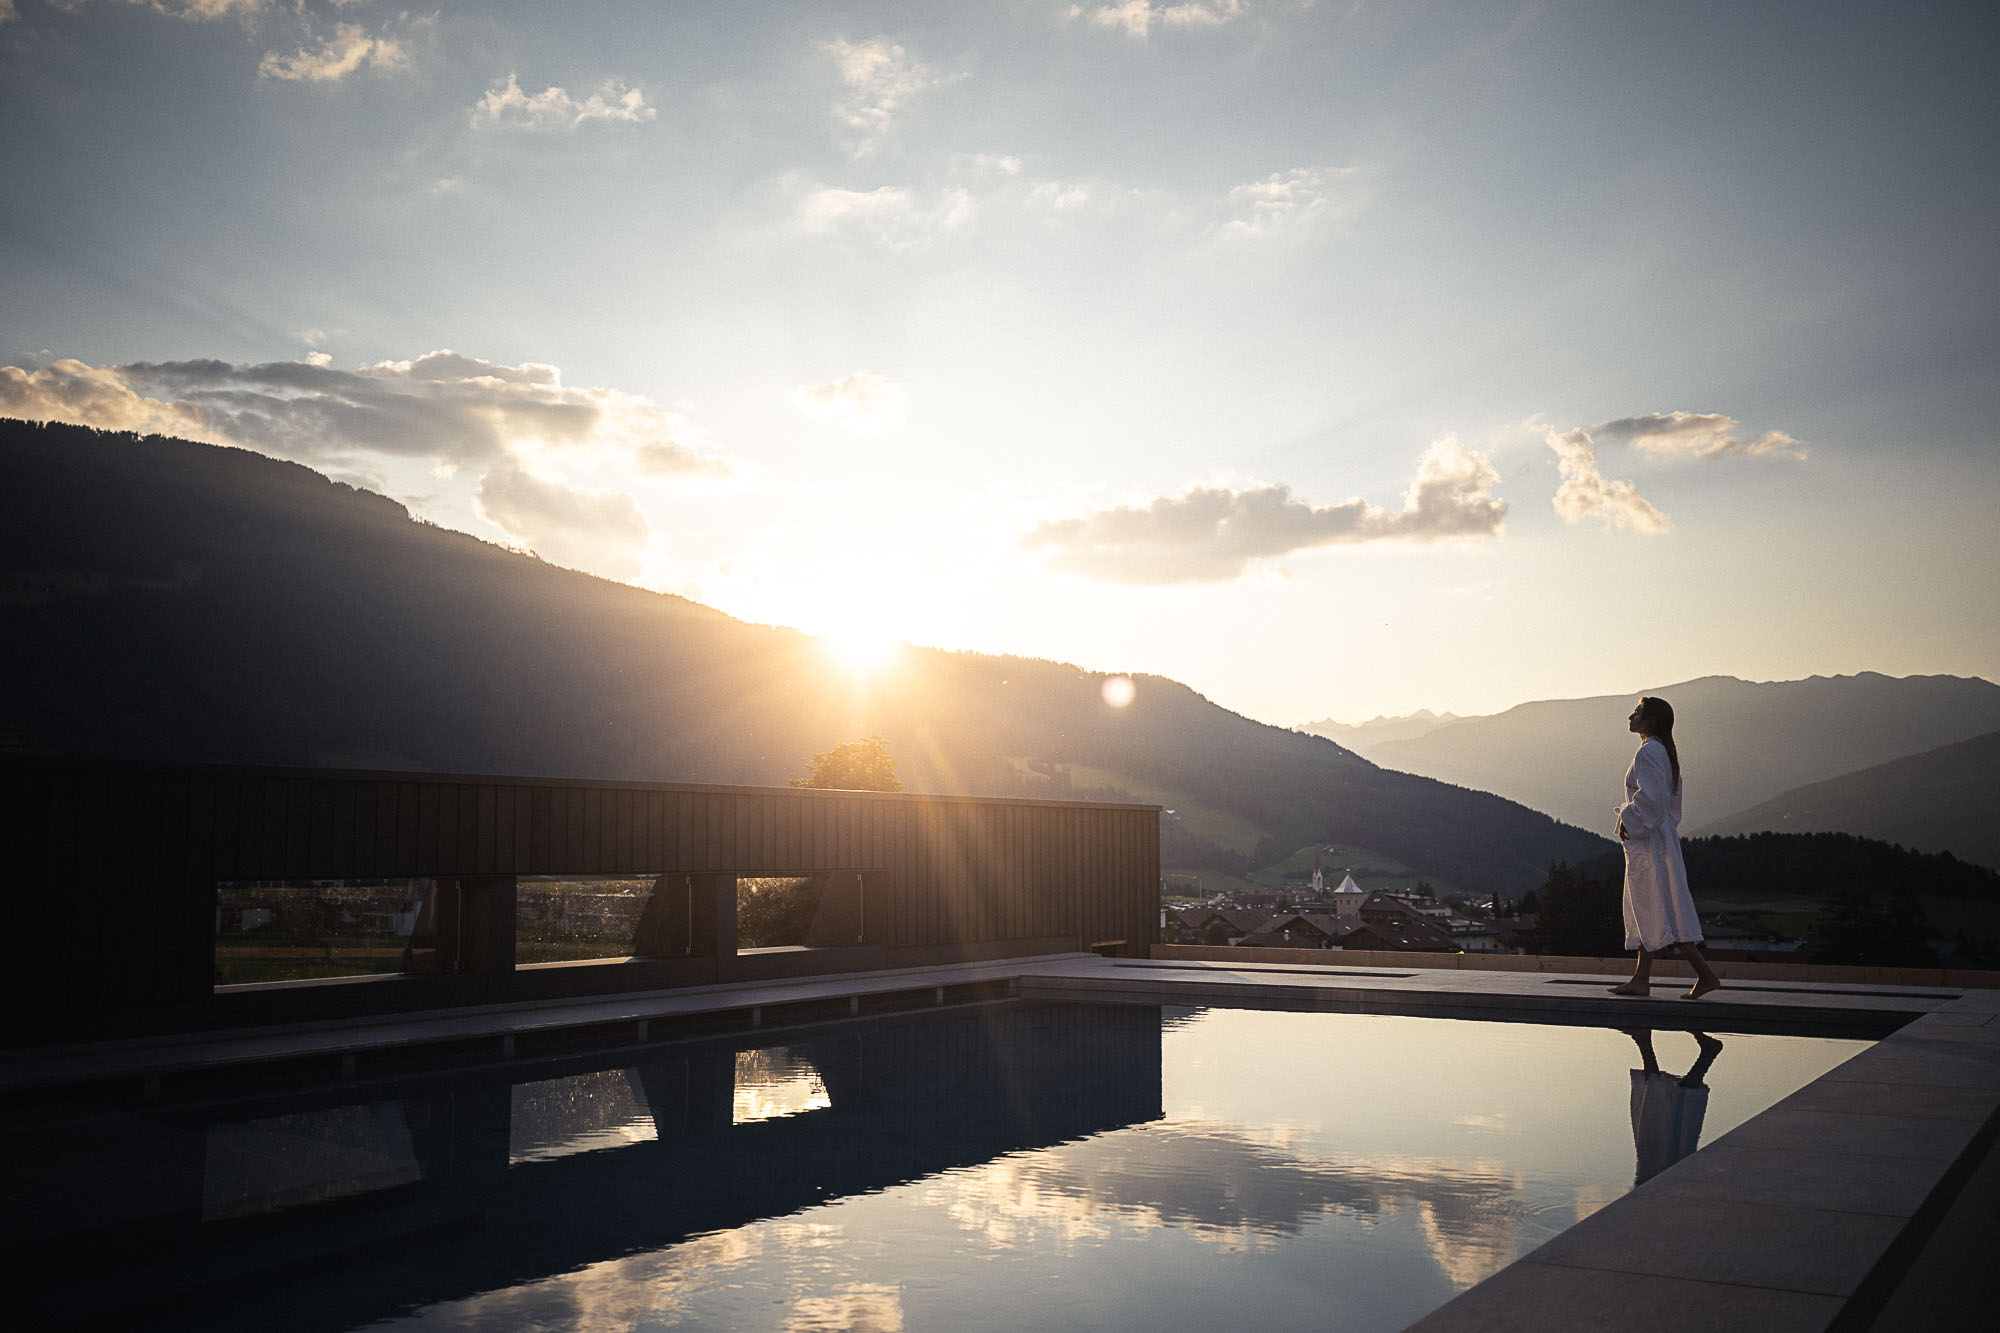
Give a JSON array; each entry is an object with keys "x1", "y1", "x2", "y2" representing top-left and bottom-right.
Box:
[
  {"x1": 1675, "y1": 941, "x2": 1722, "y2": 999},
  {"x1": 1609, "y1": 947, "x2": 1654, "y2": 995}
]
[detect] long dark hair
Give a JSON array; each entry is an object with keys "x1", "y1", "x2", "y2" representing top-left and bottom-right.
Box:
[{"x1": 1637, "y1": 696, "x2": 1681, "y2": 792}]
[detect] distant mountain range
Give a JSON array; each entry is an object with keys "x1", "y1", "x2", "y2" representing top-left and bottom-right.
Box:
[
  {"x1": 0, "y1": 419, "x2": 1610, "y2": 900},
  {"x1": 1692, "y1": 730, "x2": 2000, "y2": 869},
  {"x1": 1296, "y1": 710, "x2": 1462, "y2": 750},
  {"x1": 1320, "y1": 674, "x2": 2000, "y2": 856}
]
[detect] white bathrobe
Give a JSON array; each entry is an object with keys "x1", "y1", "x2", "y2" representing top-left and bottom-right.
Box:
[{"x1": 1615, "y1": 737, "x2": 1703, "y2": 951}]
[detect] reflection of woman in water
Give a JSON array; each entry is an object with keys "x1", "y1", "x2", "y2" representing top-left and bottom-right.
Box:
[
  {"x1": 1623, "y1": 1029, "x2": 1724, "y2": 1185},
  {"x1": 1607, "y1": 696, "x2": 1723, "y2": 1001}
]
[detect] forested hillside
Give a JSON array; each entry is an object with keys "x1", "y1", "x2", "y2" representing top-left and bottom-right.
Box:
[
  {"x1": 1, "y1": 419, "x2": 1610, "y2": 899},
  {"x1": 1692, "y1": 731, "x2": 2000, "y2": 869}
]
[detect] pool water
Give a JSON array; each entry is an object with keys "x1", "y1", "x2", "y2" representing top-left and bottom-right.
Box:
[{"x1": 8, "y1": 1001, "x2": 1874, "y2": 1331}]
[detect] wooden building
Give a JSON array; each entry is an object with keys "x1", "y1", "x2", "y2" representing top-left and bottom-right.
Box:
[{"x1": 2, "y1": 757, "x2": 1159, "y2": 1044}]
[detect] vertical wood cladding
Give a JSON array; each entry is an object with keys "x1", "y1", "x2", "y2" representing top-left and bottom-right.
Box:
[{"x1": 3, "y1": 760, "x2": 1159, "y2": 1017}]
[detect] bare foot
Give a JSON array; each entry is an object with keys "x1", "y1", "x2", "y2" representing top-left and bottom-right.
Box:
[
  {"x1": 1607, "y1": 982, "x2": 1650, "y2": 996},
  {"x1": 1680, "y1": 977, "x2": 1721, "y2": 1000}
]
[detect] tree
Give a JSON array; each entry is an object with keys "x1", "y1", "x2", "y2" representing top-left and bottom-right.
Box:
[
  {"x1": 791, "y1": 734, "x2": 903, "y2": 792},
  {"x1": 1808, "y1": 881, "x2": 1937, "y2": 967},
  {"x1": 1535, "y1": 861, "x2": 1625, "y2": 957}
]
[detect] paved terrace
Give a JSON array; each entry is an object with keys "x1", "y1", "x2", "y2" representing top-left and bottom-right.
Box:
[{"x1": 5, "y1": 952, "x2": 1995, "y2": 1332}]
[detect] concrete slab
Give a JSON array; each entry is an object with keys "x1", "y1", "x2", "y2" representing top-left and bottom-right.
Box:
[
  {"x1": 1772, "y1": 1076, "x2": 1999, "y2": 1123},
  {"x1": 1525, "y1": 1190, "x2": 1906, "y2": 1296},
  {"x1": 1711, "y1": 1105, "x2": 1982, "y2": 1165},
  {"x1": 1407, "y1": 1261, "x2": 1847, "y2": 1333},
  {"x1": 1642, "y1": 1139, "x2": 1940, "y2": 1218},
  {"x1": 1818, "y1": 1045, "x2": 2000, "y2": 1092}
]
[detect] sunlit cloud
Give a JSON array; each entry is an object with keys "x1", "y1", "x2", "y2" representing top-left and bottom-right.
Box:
[
  {"x1": 1592, "y1": 411, "x2": 1809, "y2": 461},
  {"x1": 1216, "y1": 165, "x2": 1369, "y2": 241},
  {"x1": 1025, "y1": 439, "x2": 1507, "y2": 584},
  {"x1": 0, "y1": 349, "x2": 730, "y2": 478},
  {"x1": 798, "y1": 184, "x2": 972, "y2": 249},
  {"x1": 473, "y1": 462, "x2": 652, "y2": 581},
  {"x1": 1546, "y1": 427, "x2": 1671, "y2": 534},
  {"x1": 259, "y1": 20, "x2": 409, "y2": 82},
  {"x1": 796, "y1": 371, "x2": 908, "y2": 432},
  {"x1": 0, "y1": 358, "x2": 205, "y2": 437},
  {"x1": 824, "y1": 35, "x2": 959, "y2": 154},
  {"x1": 1074, "y1": 1, "x2": 1252, "y2": 39},
  {"x1": 472, "y1": 73, "x2": 656, "y2": 130}
]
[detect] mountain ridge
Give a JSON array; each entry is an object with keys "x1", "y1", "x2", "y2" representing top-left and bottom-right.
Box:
[
  {"x1": 1691, "y1": 730, "x2": 2000, "y2": 869},
  {"x1": 1342, "y1": 672, "x2": 2000, "y2": 836},
  {"x1": 0, "y1": 417, "x2": 1610, "y2": 899}
]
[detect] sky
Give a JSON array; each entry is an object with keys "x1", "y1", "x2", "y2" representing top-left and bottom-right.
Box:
[{"x1": 3, "y1": 0, "x2": 1996, "y2": 726}]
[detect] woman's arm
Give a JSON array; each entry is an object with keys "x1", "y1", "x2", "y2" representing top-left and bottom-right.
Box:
[{"x1": 1616, "y1": 742, "x2": 1672, "y2": 837}]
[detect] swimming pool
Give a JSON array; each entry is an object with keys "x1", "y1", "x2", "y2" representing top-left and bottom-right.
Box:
[{"x1": 9, "y1": 999, "x2": 1877, "y2": 1331}]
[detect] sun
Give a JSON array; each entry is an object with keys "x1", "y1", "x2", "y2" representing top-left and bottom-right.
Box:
[{"x1": 823, "y1": 626, "x2": 899, "y2": 670}]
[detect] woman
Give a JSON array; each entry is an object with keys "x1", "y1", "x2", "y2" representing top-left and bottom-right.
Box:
[{"x1": 1607, "y1": 696, "x2": 1722, "y2": 1000}]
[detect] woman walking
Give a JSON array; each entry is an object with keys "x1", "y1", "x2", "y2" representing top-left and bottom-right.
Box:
[{"x1": 1607, "y1": 696, "x2": 1722, "y2": 1000}]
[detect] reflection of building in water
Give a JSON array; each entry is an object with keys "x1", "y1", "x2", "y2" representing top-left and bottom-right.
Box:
[
  {"x1": 732, "y1": 1046, "x2": 832, "y2": 1125},
  {"x1": 15, "y1": 1001, "x2": 1161, "y2": 1330},
  {"x1": 203, "y1": 1101, "x2": 423, "y2": 1221},
  {"x1": 509, "y1": 1068, "x2": 658, "y2": 1163}
]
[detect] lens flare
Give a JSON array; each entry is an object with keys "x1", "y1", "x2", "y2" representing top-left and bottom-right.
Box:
[{"x1": 1101, "y1": 675, "x2": 1136, "y2": 708}]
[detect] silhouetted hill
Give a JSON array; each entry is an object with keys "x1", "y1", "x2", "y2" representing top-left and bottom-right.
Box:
[
  {"x1": 1360, "y1": 673, "x2": 2000, "y2": 833},
  {"x1": 0, "y1": 419, "x2": 1610, "y2": 898},
  {"x1": 1691, "y1": 731, "x2": 2000, "y2": 869}
]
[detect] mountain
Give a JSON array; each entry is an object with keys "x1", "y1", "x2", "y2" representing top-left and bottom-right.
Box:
[
  {"x1": 1296, "y1": 710, "x2": 1462, "y2": 749},
  {"x1": 0, "y1": 418, "x2": 1611, "y2": 899},
  {"x1": 1357, "y1": 674, "x2": 2000, "y2": 834},
  {"x1": 1691, "y1": 730, "x2": 2000, "y2": 869}
]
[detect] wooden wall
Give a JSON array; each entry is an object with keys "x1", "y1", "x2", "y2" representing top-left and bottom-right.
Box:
[{"x1": 2, "y1": 759, "x2": 1159, "y2": 1041}]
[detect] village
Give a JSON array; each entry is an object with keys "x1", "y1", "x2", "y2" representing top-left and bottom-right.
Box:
[{"x1": 1161, "y1": 861, "x2": 1810, "y2": 961}]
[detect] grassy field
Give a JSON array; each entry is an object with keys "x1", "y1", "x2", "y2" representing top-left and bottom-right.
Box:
[
  {"x1": 1165, "y1": 843, "x2": 1467, "y2": 906},
  {"x1": 1249, "y1": 842, "x2": 1464, "y2": 902},
  {"x1": 1062, "y1": 764, "x2": 1271, "y2": 855},
  {"x1": 1692, "y1": 887, "x2": 2000, "y2": 947},
  {"x1": 1163, "y1": 869, "x2": 1265, "y2": 901}
]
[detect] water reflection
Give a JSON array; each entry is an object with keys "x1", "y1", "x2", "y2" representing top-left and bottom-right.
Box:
[
  {"x1": 204, "y1": 1101, "x2": 422, "y2": 1220},
  {"x1": 1623, "y1": 1028, "x2": 1725, "y2": 1185},
  {"x1": 510, "y1": 1068, "x2": 658, "y2": 1164},
  {"x1": 733, "y1": 1046, "x2": 833, "y2": 1125},
  {"x1": 6, "y1": 1002, "x2": 1872, "y2": 1333}
]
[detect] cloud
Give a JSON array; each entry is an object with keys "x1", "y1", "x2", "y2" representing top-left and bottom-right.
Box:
[
  {"x1": 472, "y1": 73, "x2": 656, "y2": 130},
  {"x1": 795, "y1": 371, "x2": 907, "y2": 432},
  {"x1": 0, "y1": 350, "x2": 729, "y2": 479},
  {"x1": 1591, "y1": 411, "x2": 1808, "y2": 461},
  {"x1": 1216, "y1": 165, "x2": 1367, "y2": 241},
  {"x1": 0, "y1": 358, "x2": 206, "y2": 436},
  {"x1": 258, "y1": 20, "x2": 409, "y2": 82},
  {"x1": 473, "y1": 462, "x2": 651, "y2": 581},
  {"x1": 1076, "y1": 1, "x2": 1251, "y2": 39},
  {"x1": 126, "y1": 0, "x2": 271, "y2": 19},
  {"x1": 1545, "y1": 428, "x2": 1671, "y2": 534},
  {"x1": 824, "y1": 36, "x2": 957, "y2": 153},
  {"x1": 1024, "y1": 439, "x2": 1506, "y2": 584},
  {"x1": 798, "y1": 184, "x2": 972, "y2": 248}
]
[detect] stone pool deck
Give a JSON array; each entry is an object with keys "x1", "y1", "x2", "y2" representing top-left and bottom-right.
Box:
[{"x1": 5, "y1": 952, "x2": 1996, "y2": 1331}]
